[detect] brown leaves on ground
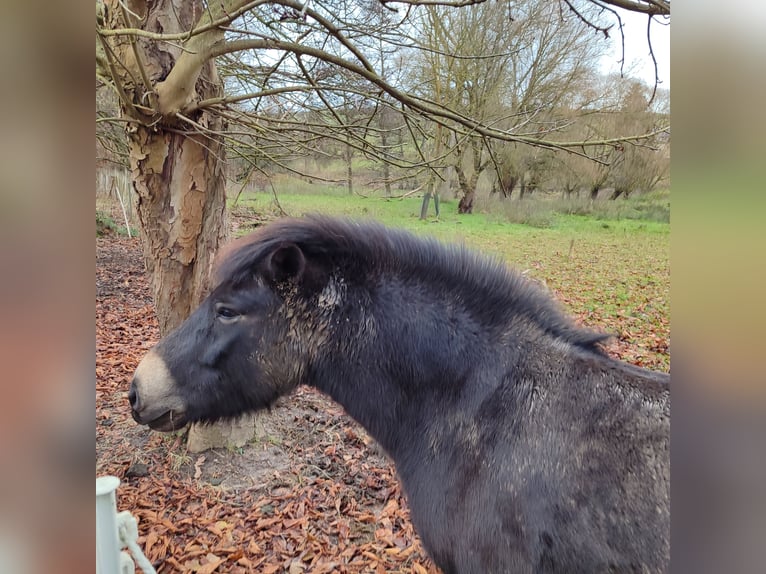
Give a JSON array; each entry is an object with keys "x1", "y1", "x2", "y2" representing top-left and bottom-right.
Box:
[{"x1": 96, "y1": 234, "x2": 669, "y2": 574}]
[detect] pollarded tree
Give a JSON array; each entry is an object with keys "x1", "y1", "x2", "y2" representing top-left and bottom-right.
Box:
[
  {"x1": 490, "y1": 0, "x2": 614, "y2": 204},
  {"x1": 608, "y1": 82, "x2": 670, "y2": 198},
  {"x1": 410, "y1": 1, "x2": 521, "y2": 213},
  {"x1": 410, "y1": 0, "x2": 616, "y2": 212},
  {"x1": 97, "y1": 0, "x2": 229, "y2": 335}
]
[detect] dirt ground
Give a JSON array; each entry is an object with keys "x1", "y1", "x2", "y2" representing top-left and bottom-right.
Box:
[{"x1": 96, "y1": 234, "x2": 437, "y2": 573}]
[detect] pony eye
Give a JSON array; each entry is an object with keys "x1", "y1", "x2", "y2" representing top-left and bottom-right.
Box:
[{"x1": 215, "y1": 305, "x2": 240, "y2": 320}]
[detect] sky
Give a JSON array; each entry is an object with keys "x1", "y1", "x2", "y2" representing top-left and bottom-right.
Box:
[{"x1": 600, "y1": 9, "x2": 670, "y2": 89}]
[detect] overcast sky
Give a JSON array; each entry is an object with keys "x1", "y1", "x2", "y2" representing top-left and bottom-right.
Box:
[{"x1": 600, "y1": 10, "x2": 670, "y2": 89}]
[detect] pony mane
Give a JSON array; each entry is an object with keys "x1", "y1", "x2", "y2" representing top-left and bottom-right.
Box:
[{"x1": 214, "y1": 216, "x2": 609, "y2": 354}]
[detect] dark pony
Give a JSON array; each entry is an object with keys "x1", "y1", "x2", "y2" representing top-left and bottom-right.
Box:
[{"x1": 131, "y1": 216, "x2": 670, "y2": 574}]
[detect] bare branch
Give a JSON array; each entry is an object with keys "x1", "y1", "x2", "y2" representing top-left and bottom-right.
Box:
[
  {"x1": 380, "y1": 0, "x2": 489, "y2": 8},
  {"x1": 560, "y1": 0, "x2": 612, "y2": 38},
  {"x1": 211, "y1": 37, "x2": 649, "y2": 151},
  {"x1": 97, "y1": 0, "x2": 670, "y2": 205},
  {"x1": 646, "y1": 15, "x2": 661, "y2": 104},
  {"x1": 96, "y1": 31, "x2": 140, "y2": 118},
  {"x1": 593, "y1": 0, "x2": 669, "y2": 16},
  {"x1": 381, "y1": 0, "x2": 668, "y2": 16},
  {"x1": 118, "y1": 2, "x2": 158, "y2": 110},
  {"x1": 98, "y1": 0, "x2": 269, "y2": 40}
]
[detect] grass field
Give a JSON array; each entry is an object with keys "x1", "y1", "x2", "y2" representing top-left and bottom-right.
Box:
[{"x1": 232, "y1": 187, "x2": 670, "y2": 371}]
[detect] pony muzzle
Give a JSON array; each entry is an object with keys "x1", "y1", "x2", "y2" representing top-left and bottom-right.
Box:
[{"x1": 129, "y1": 349, "x2": 187, "y2": 431}]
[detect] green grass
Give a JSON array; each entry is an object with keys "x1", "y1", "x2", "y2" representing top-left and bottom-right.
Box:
[
  {"x1": 96, "y1": 210, "x2": 136, "y2": 237},
  {"x1": 230, "y1": 186, "x2": 670, "y2": 371},
  {"x1": 476, "y1": 189, "x2": 670, "y2": 226}
]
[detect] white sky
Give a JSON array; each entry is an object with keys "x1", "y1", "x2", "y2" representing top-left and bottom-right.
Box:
[{"x1": 600, "y1": 9, "x2": 670, "y2": 89}]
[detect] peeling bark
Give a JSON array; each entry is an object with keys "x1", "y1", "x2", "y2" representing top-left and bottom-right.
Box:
[
  {"x1": 130, "y1": 126, "x2": 227, "y2": 334},
  {"x1": 105, "y1": 0, "x2": 229, "y2": 334}
]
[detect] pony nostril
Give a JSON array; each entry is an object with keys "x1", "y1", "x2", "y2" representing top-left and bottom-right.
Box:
[{"x1": 128, "y1": 383, "x2": 139, "y2": 410}]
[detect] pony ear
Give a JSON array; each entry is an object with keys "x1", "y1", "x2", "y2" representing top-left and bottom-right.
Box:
[{"x1": 265, "y1": 243, "x2": 306, "y2": 284}]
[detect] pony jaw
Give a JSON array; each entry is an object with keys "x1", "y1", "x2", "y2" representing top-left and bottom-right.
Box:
[{"x1": 143, "y1": 409, "x2": 188, "y2": 432}]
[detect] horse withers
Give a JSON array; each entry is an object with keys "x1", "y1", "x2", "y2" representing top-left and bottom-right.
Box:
[{"x1": 129, "y1": 216, "x2": 670, "y2": 574}]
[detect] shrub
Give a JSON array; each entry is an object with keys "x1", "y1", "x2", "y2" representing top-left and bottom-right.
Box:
[
  {"x1": 96, "y1": 211, "x2": 136, "y2": 237},
  {"x1": 476, "y1": 189, "x2": 670, "y2": 226}
]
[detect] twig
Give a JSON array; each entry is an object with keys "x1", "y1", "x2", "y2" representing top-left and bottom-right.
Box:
[
  {"x1": 386, "y1": 181, "x2": 427, "y2": 199},
  {"x1": 96, "y1": 31, "x2": 140, "y2": 118},
  {"x1": 119, "y1": 2, "x2": 158, "y2": 111},
  {"x1": 98, "y1": 0, "x2": 270, "y2": 40},
  {"x1": 561, "y1": 0, "x2": 612, "y2": 38},
  {"x1": 267, "y1": 179, "x2": 288, "y2": 217},
  {"x1": 646, "y1": 15, "x2": 660, "y2": 105}
]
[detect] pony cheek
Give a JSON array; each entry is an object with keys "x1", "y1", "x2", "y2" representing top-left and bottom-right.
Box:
[{"x1": 199, "y1": 326, "x2": 243, "y2": 368}]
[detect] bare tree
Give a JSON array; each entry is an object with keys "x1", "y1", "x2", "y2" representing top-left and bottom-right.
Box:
[
  {"x1": 98, "y1": 0, "x2": 235, "y2": 335},
  {"x1": 607, "y1": 81, "x2": 670, "y2": 198},
  {"x1": 410, "y1": 1, "x2": 520, "y2": 213},
  {"x1": 97, "y1": 0, "x2": 669, "y2": 284},
  {"x1": 504, "y1": 0, "x2": 619, "y2": 200},
  {"x1": 410, "y1": 0, "x2": 625, "y2": 212},
  {"x1": 96, "y1": 0, "x2": 669, "y2": 444}
]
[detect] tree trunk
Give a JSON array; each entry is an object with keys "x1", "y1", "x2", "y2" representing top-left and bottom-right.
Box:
[
  {"x1": 457, "y1": 166, "x2": 478, "y2": 213},
  {"x1": 383, "y1": 165, "x2": 392, "y2": 197},
  {"x1": 396, "y1": 121, "x2": 406, "y2": 189},
  {"x1": 106, "y1": 0, "x2": 229, "y2": 333},
  {"x1": 420, "y1": 172, "x2": 436, "y2": 220},
  {"x1": 105, "y1": 0, "x2": 261, "y2": 450},
  {"x1": 420, "y1": 191, "x2": 432, "y2": 220},
  {"x1": 130, "y1": 127, "x2": 228, "y2": 334},
  {"x1": 345, "y1": 141, "x2": 353, "y2": 195},
  {"x1": 610, "y1": 188, "x2": 625, "y2": 200},
  {"x1": 500, "y1": 176, "x2": 517, "y2": 199},
  {"x1": 380, "y1": 119, "x2": 392, "y2": 198},
  {"x1": 455, "y1": 163, "x2": 479, "y2": 214},
  {"x1": 458, "y1": 189, "x2": 475, "y2": 214}
]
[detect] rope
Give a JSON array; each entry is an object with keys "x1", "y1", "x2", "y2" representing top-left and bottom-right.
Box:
[{"x1": 117, "y1": 511, "x2": 158, "y2": 574}]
